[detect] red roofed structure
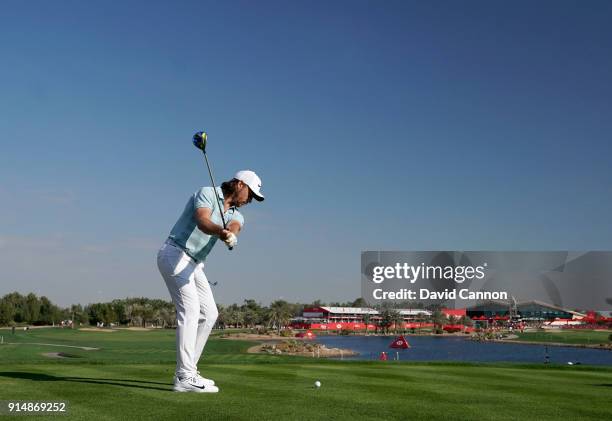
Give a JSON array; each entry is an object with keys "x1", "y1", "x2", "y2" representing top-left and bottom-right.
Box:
[{"x1": 442, "y1": 308, "x2": 466, "y2": 318}]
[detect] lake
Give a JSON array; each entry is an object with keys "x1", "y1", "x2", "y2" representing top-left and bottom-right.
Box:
[{"x1": 315, "y1": 335, "x2": 612, "y2": 365}]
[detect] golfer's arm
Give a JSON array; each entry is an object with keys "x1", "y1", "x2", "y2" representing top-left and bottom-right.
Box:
[
  {"x1": 194, "y1": 208, "x2": 224, "y2": 236},
  {"x1": 227, "y1": 220, "x2": 241, "y2": 236}
]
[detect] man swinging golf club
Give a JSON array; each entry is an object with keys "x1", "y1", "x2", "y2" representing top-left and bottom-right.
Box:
[{"x1": 157, "y1": 132, "x2": 264, "y2": 393}]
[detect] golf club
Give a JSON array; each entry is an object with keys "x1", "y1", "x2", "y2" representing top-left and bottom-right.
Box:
[{"x1": 193, "y1": 131, "x2": 233, "y2": 251}]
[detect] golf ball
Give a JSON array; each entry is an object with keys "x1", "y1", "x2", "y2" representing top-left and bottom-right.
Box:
[{"x1": 314, "y1": 380, "x2": 321, "y2": 388}]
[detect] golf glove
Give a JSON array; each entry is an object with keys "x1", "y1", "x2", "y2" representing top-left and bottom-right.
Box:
[{"x1": 224, "y1": 232, "x2": 238, "y2": 248}]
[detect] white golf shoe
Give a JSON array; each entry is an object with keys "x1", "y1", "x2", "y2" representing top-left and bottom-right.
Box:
[
  {"x1": 173, "y1": 375, "x2": 219, "y2": 393},
  {"x1": 195, "y1": 371, "x2": 215, "y2": 386},
  {"x1": 174, "y1": 373, "x2": 215, "y2": 387}
]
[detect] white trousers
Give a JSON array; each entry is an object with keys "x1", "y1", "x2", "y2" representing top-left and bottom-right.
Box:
[{"x1": 157, "y1": 241, "x2": 218, "y2": 379}]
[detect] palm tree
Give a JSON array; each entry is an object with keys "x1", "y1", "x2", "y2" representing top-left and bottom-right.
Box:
[
  {"x1": 431, "y1": 309, "x2": 446, "y2": 334},
  {"x1": 378, "y1": 308, "x2": 393, "y2": 334},
  {"x1": 390, "y1": 310, "x2": 404, "y2": 334},
  {"x1": 216, "y1": 304, "x2": 227, "y2": 329},
  {"x1": 141, "y1": 304, "x2": 155, "y2": 328},
  {"x1": 225, "y1": 304, "x2": 243, "y2": 328},
  {"x1": 351, "y1": 297, "x2": 368, "y2": 307},
  {"x1": 363, "y1": 313, "x2": 371, "y2": 335},
  {"x1": 241, "y1": 299, "x2": 263, "y2": 328},
  {"x1": 128, "y1": 303, "x2": 143, "y2": 327},
  {"x1": 459, "y1": 315, "x2": 473, "y2": 331},
  {"x1": 159, "y1": 306, "x2": 175, "y2": 328},
  {"x1": 228, "y1": 308, "x2": 244, "y2": 327},
  {"x1": 267, "y1": 300, "x2": 292, "y2": 335},
  {"x1": 152, "y1": 308, "x2": 162, "y2": 328}
]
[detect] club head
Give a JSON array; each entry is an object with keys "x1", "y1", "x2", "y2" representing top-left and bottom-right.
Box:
[{"x1": 193, "y1": 131, "x2": 207, "y2": 151}]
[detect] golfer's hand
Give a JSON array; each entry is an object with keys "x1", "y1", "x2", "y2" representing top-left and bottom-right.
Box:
[
  {"x1": 219, "y1": 229, "x2": 232, "y2": 242},
  {"x1": 224, "y1": 232, "x2": 238, "y2": 248}
]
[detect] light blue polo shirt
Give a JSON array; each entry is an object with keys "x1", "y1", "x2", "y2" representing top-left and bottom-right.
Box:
[{"x1": 168, "y1": 186, "x2": 244, "y2": 262}]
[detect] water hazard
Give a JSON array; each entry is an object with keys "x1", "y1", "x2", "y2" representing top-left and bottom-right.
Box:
[{"x1": 316, "y1": 335, "x2": 612, "y2": 365}]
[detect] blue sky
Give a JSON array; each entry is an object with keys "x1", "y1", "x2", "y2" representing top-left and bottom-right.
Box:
[{"x1": 1, "y1": 1, "x2": 611, "y2": 307}]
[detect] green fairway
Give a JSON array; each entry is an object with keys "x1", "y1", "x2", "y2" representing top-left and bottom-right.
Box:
[
  {"x1": 511, "y1": 330, "x2": 611, "y2": 345},
  {"x1": 0, "y1": 328, "x2": 259, "y2": 364},
  {"x1": 0, "y1": 328, "x2": 611, "y2": 420}
]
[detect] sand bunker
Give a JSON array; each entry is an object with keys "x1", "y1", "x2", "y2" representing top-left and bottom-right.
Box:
[
  {"x1": 79, "y1": 328, "x2": 117, "y2": 332},
  {"x1": 120, "y1": 327, "x2": 153, "y2": 331},
  {"x1": 42, "y1": 352, "x2": 82, "y2": 359},
  {"x1": 8, "y1": 342, "x2": 98, "y2": 351}
]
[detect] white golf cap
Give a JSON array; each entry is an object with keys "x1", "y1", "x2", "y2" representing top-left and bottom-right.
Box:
[{"x1": 234, "y1": 170, "x2": 264, "y2": 201}]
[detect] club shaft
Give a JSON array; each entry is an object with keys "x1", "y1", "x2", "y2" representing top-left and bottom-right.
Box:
[{"x1": 202, "y1": 152, "x2": 227, "y2": 230}]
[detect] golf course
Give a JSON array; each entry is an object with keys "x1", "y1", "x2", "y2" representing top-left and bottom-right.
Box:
[{"x1": 0, "y1": 328, "x2": 611, "y2": 420}]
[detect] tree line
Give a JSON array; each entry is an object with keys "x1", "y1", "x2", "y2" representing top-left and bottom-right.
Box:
[
  {"x1": 0, "y1": 292, "x2": 371, "y2": 329},
  {"x1": 0, "y1": 292, "x2": 470, "y2": 332},
  {"x1": 0, "y1": 292, "x2": 64, "y2": 326}
]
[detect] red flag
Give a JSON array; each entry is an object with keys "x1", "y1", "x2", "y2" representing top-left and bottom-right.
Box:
[{"x1": 389, "y1": 335, "x2": 410, "y2": 349}]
